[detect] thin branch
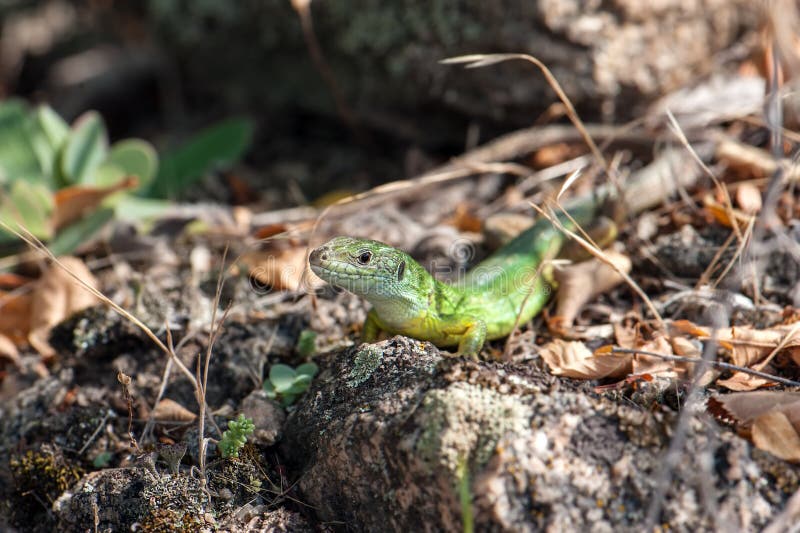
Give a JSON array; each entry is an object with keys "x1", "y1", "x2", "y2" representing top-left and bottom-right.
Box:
[{"x1": 611, "y1": 347, "x2": 800, "y2": 387}]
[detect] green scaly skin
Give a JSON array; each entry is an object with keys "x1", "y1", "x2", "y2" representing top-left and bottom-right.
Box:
[{"x1": 308, "y1": 199, "x2": 608, "y2": 357}]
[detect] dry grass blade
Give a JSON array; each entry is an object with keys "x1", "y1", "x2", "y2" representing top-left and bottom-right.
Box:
[
  {"x1": 557, "y1": 168, "x2": 585, "y2": 201},
  {"x1": 530, "y1": 202, "x2": 665, "y2": 328},
  {"x1": 711, "y1": 215, "x2": 755, "y2": 289},
  {"x1": 754, "y1": 319, "x2": 800, "y2": 373},
  {"x1": 441, "y1": 54, "x2": 523, "y2": 68},
  {"x1": 665, "y1": 109, "x2": 743, "y2": 243},
  {"x1": 290, "y1": 0, "x2": 361, "y2": 139},
  {"x1": 441, "y1": 53, "x2": 611, "y2": 178}
]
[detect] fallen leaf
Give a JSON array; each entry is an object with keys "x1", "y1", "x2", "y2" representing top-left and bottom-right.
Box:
[
  {"x1": 0, "y1": 290, "x2": 33, "y2": 345},
  {"x1": 29, "y1": 257, "x2": 99, "y2": 359},
  {"x1": 670, "y1": 319, "x2": 711, "y2": 338},
  {"x1": 530, "y1": 143, "x2": 585, "y2": 168},
  {"x1": 540, "y1": 339, "x2": 631, "y2": 379},
  {"x1": 242, "y1": 246, "x2": 307, "y2": 291},
  {"x1": 553, "y1": 250, "x2": 631, "y2": 327},
  {"x1": 708, "y1": 391, "x2": 800, "y2": 427},
  {"x1": 675, "y1": 321, "x2": 800, "y2": 367},
  {"x1": 443, "y1": 203, "x2": 482, "y2": 233},
  {"x1": 225, "y1": 173, "x2": 256, "y2": 205},
  {"x1": 670, "y1": 336, "x2": 702, "y2": 357},
  {"x1": 613, "y1": 319, "x2": 639, "y2": 349},
  {"x1": 52, "y1": 176, "x2": 138, "y2": 230},
  {"x1": 703, "y1": 195, "x2": 752, "y2": 230},
  {"x1": 152, "y1": 398, "x2": 197, "y2": 422},
  {"x1": 752, "y1": 410, "x2": 800, "y2": 462},
  {"x1": 0, "y1": 333, "x2": 20, "y2": 367},
  {"x1": 631, "y1": 334, "x2": 676, "y2": 377},
  {"x1": 670, "y1": 335, "x2": 715, "y2": 384},
  {"x1": 716, "y1": 371, "x2": 775, "y2": 391},
  {"x1": 0, "y1": 272, "x2": 32, "y2": 289},
  {"x1": 253, "y1": 223, "x2": 289, "y2": 240},
  {"x1": 312, "y1": 189, "x2": 357, "y2": 207},
  {"x1": 719, "y1": 325, "x2": 800, "y2": 367}
]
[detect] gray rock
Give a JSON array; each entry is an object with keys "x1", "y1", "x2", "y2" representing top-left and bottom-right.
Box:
[
  {"x1": 148, "y1": 1, "x2": 756, "y2": 138},
  {"x1": 283, "y1": 336, "x2": 798, "y2": 531},
  {"x1": 241, "y1": 389, "x2": 286, "y2": 446},
  {"x1": 53, "y1": 467, "x2": 209, "y2": 532}
]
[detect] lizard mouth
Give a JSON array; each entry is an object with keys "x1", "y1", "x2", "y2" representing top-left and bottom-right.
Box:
[{"x1": 310, "y1": 261, "x2": 364, "y2": 284}]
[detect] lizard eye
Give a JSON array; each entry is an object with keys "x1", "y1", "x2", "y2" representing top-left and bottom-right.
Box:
[{"x1": 357, "y1": 250, "x2": 372, "y2": 265}]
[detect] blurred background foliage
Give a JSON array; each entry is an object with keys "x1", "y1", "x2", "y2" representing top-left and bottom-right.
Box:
[{"x1": 0, "y1": 0, "x2": 757, "y2": 254}]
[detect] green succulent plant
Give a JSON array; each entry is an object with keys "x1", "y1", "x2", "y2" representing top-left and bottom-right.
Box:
[
  {"x1": 263, "y1": 362, "x2": 318, "y2": 407},
  {"x1": 0, "y1": 98, "x2": 253, "y2": 254},
  {"x1": 0, "y1": 100, "x2": 158, "y2": 248},
  {"x1": 218, "y1": 414, "x2": 256, "y2": 459}
]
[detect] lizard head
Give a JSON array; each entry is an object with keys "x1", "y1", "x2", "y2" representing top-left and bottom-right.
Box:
[{"x1": 309, "y1": 236, "x2": 417, "y2": 300}]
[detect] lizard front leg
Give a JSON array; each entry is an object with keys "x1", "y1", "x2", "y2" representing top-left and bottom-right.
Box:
[
  {"x1": 456, "y1": 318, "x2": 486, "y2": 360},
  {"x1": 362, "y1": 309, "x2": 383, "y2": 343}
]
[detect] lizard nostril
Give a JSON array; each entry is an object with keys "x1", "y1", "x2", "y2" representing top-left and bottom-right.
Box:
[{"x1": 321, "y1": 253, "x2": 328, "y2": 261}]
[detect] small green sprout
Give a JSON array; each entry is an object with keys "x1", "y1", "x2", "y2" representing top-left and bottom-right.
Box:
[
  {"x1": 218, "y1": 414, "x2": 255, "y2": 459},
  {"x1": 263, "y1": 362, "x2": 318, "y2": 407}
]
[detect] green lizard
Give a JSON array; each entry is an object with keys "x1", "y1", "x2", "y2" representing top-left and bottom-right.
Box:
[{"x1": 308, "y1": 198, "x2": 614, "y2": 357}]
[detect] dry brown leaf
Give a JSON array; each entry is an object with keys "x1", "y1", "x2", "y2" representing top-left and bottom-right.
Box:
[
  {"x1": 670, "y1": 319, "x2": 711, "y2": 338},
  {"x1": 483, "y1": 213, "x2": 534, "y2": 248},
  {"x1": 752, "y1": 410, "x2": 800, "y2": 462},
  {"x1": 735, "y1": 182, "x2": 762, "y2": 214},
  {"x1": 29, "y1": 257, "x2": 99, "y2": 358},
  {"x1": 0, "y1": 290, "x2": 33, "y2": 345},
  {"x1": 530, "y1": 143, "x2": 585, "y2": 168},
  {"x1": 152, "y1": 398, "x2": 197, "y2": 422},
  {"x1": 226, "y1": 173, "x2": 257, "y2": 205},
  {"x1": 631, "y1": 334, "x2": 676, "y2": 377},
  {"x1": 242, "y1": 246, "x2": 308, "y2": 291},
  {"x1": 0, "y1": 333, "x2": 20, "y2": 367},
  {"x1": 553, "y1": 251, "x2": 631, "y2": 327},
  {"x1": 0, "y1": 272, "x2": 32, "y2": 289},
  {"x1": 718, "y1": 326, "x2": 800, "y2": 367},
  {"x1": 670, "y1": 336, "x2": 701, "y2": 357},
  {"x1": 253, "y1": 223, "x2": 289, "y2": 240},
  {"x1": 52, "y1": 176, "x2": 138, "y2": 230},
  {"x1": 540, "y1": 339, "x2": 631, "y2": 379},
  {"x1": 444, "y1": 203, "x2": 482, "y2": 233},
  {"x1": 708, "y1": 391, "x2": 800, "y2": 427},
  {"x1": 716, "y1": 371, "x2": 775, "y2": 391},
  {"x1": 703, "y1": 195, "x2": 752, "y2": 230},
  {"x1": 613, "y1": 320, "x2": 639, "y2": 349},
  {"x1": 675, "y1": 321, "x2": 800, "y2": 367},
  {"x1": 669, "y1": 335, "x2": 716, "y2": 384}
]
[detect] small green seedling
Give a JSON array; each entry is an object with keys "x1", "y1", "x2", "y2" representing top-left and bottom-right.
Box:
[
  {"x1": 218, "y1": 414, "x2": 255, "y2": 459},
  {"x1": 263, "y1": 362, "x2": 318, "y2": 407}
]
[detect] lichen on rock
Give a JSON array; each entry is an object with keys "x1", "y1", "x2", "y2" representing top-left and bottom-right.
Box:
[
  {"x1": 347, "y1": 344, "x2": 385, "y2": 388},
  {"x1": 415, "y1": 382, "x2": 532, "y2": 475}
]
